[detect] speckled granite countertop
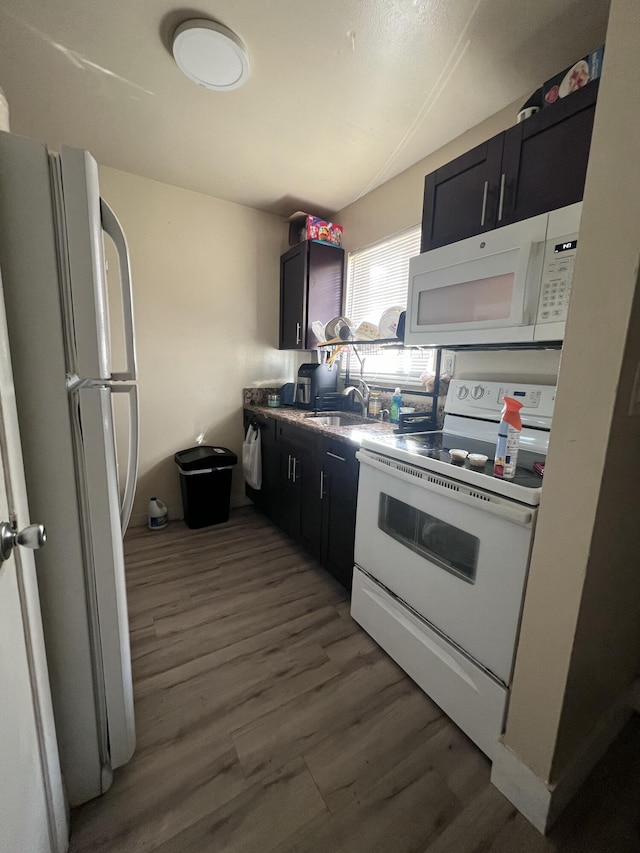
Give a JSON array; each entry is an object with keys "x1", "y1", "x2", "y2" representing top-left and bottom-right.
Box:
[{"x1": 244, "y1": 403, "x2": 398, "y2": 446}]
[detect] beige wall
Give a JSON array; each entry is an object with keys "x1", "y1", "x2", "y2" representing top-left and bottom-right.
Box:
[
  {"x1": 504, "y1": 0, "x2": 640, "y2": 784},
  {"x1": 336, "y1": 98, "x2": 561, "y2": 385},
  {"x1": 99, "y1": 167, "x2": 297, "y2": 524}
]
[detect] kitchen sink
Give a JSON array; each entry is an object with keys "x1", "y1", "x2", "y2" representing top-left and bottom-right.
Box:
[{"x1": 305, "y1": 413, "x2": 373, "y2": 427}]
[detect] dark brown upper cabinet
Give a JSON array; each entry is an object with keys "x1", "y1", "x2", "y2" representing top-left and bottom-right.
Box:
[
  {"x1": 420, "y1": 135, "x2": 505, "y2": 253},
  {"x1": 279, "y1": 241, "x2": 344, "y2": 350},
  {"x1": 420, "y1": 80, "x2": 599, "y2": 252},
  {"x1": 499, "y1": 80, "x2": 598, "y2": 226}
]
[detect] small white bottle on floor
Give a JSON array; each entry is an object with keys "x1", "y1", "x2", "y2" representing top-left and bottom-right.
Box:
[{"x1": 147, "y1": 497, "x2": 168, "y2": 530}]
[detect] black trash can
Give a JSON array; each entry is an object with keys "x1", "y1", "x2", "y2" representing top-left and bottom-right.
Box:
[{"x1": 174, "y1": 446, "x2": 238, "y2": 529}]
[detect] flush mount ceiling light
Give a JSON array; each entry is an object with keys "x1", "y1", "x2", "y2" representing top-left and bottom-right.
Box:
[{"x1": 172, "y1": 20, "x2": 250, "y2": 91}]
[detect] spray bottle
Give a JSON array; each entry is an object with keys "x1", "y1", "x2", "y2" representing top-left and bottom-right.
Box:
[{"x1": 494, "y1": 397, "x2": 524, "y2": 479}]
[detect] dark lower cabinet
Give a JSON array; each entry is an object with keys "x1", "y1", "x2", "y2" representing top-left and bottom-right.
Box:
[
  {"x1": 243, "y1": 412, "x2": 278, "y2": 518},
  {"x1": 298, "y1": 448, "x2": 323, "y2": 559},
  {"x1": 320, "y1": 440, "x2": 359, "y2": 590},
  {"x1": 277, "y1": 442, "x2": 301, "y2": 539},
  {"x1": 276, "y1": 440, "x2": 322, "y2": 558},
  {"x1": 243, "y1": 411, "x2": 359, "y2": 590}
]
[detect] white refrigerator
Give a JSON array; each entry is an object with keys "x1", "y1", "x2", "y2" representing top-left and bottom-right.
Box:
[{"x1": 0, "y1": 131, "x2": 139, "y2": 806}]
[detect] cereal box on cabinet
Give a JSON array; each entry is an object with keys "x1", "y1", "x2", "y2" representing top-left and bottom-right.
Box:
[
  {"x1": 287, "y1": 212, "x2": 343, "y2": 247},
  {"x1": 542, "y1": 47, "x2": 604, "y2": 107}
]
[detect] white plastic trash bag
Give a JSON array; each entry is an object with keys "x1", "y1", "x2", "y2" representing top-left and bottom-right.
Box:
[{"x1": 242, "y1": 424, "x2": 262, "y2": 490}]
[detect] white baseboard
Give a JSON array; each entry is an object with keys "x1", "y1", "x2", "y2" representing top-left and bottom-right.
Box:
[
  {"x1": 491, "y1": 683, "x2": 637, "y2": 834},
  {"x1": 491, "y1": 742, "x2": 554, "y2": 833}
]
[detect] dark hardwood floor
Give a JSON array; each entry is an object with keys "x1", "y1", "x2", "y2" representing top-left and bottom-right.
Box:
[{"x1": 69, "y1": 507, "x2": 640, "y2": 852}]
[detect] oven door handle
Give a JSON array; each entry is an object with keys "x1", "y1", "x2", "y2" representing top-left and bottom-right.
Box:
[{"x1": 357, "y1": 451, "x2": 534, "y2": 527}]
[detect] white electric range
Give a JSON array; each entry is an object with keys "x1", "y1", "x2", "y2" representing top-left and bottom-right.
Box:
[{"x1": 351, "y1": 380, "x2": 556, "y2": 758}]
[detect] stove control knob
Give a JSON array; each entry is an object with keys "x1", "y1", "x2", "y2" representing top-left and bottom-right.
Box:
[
  {"x1": 456, "y1": 385, "x2": 469, "y2": 399},
  {"x1": 471, "y1": 385, "x2": 485, "y2": 400}
]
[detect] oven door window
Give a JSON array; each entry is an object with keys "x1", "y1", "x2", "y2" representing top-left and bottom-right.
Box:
[{"x1": 378, "y1": 493, "x2": 479, "y2": 583}]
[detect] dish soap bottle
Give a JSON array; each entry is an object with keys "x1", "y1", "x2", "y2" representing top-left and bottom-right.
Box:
[
  {"x1": 494, "y1": 397, "x2": 524, "y2": 479},
  {"x1": 147, "y1": 497, "x2": 168, "y2": 530},
  {"x1": 390, "y1": 388, "x2": 402, "y2": 424}
]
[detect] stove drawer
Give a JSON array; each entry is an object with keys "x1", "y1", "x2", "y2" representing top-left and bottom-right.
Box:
[{"x1": 351, "y1": 567, "x2": 507, "y2": 759}]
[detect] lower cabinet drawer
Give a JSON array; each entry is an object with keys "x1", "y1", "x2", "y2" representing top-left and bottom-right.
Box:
[{"x1": 322, "y1": 436, "x2": 359, "y2": 466}]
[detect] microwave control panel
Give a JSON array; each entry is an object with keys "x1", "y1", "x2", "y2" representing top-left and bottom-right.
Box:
[{"x1": 536, "y1": 233, "x2": 578, "y2": 325}]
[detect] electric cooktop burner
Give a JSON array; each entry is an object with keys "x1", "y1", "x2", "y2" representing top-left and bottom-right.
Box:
[{"x1": 365, "y1": 430, "x2": 546, "y2": 491}]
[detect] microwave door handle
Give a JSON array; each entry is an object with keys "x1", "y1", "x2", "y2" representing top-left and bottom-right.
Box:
[
  {"x1": 100, "y1": 199, "x2": 138, "y2": 381},
  {"x1": 511, "y1": 240, "x2": 539, "y2": 325}
]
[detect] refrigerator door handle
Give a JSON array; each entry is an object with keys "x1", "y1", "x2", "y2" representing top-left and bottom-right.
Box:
[
  {"x1": 100, "y1": 199, "x2": 137, "y2": 382},
  {"x1": 111, "y1": 384, "x2": 139, "y2": 534}
]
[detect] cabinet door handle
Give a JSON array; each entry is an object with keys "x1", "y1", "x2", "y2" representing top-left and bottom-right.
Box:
[
  {"x1": 326, "y1": 451, "x2": 346, "y2": 462},
  {"x1": 480, "y1": 180, "x2": 488, "y2": 227},
  {"x1": 296, "y1": 322, "x2": 301, "y2": 345},
  {"x1": 320, "y1": 470, "x2": 325, "y2": 500},
  {"x1": 292, "y1": 457, "x2": 298, "y2": 483},
  {"x1": 497, "y1": 173, "x2": 506, "y2": 222},
  {"x1": 287, "y1": 454, "x2": 293, "y2": 481}
]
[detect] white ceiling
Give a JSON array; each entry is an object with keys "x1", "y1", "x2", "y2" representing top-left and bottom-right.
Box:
[{"x1": 0, "y1": 0, "x2": 610, "y2": 216}]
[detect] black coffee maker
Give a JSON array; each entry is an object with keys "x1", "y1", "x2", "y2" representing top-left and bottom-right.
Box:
[{"x1": 295, "y1": 363, "x2": 338, "y2": 410}]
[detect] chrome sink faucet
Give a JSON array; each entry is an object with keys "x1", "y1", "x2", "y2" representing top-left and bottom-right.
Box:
[{"x1": 342, "y1": 379, "x2": 370, "y2": 416}]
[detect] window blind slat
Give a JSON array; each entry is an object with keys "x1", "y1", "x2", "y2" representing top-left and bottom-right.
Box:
[{"x1": 344, "y1": 226, "x2": 436, "y2": 386}]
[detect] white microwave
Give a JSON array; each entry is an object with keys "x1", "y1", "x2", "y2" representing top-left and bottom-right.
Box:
[{"x1": 405, "y1": 202, "x2": 582, "y2": 346}]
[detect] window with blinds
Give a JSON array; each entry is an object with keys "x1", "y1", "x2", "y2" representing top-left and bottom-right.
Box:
[{"x1": 344, "y1": 226, "x2": 436, "y2": 387}]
